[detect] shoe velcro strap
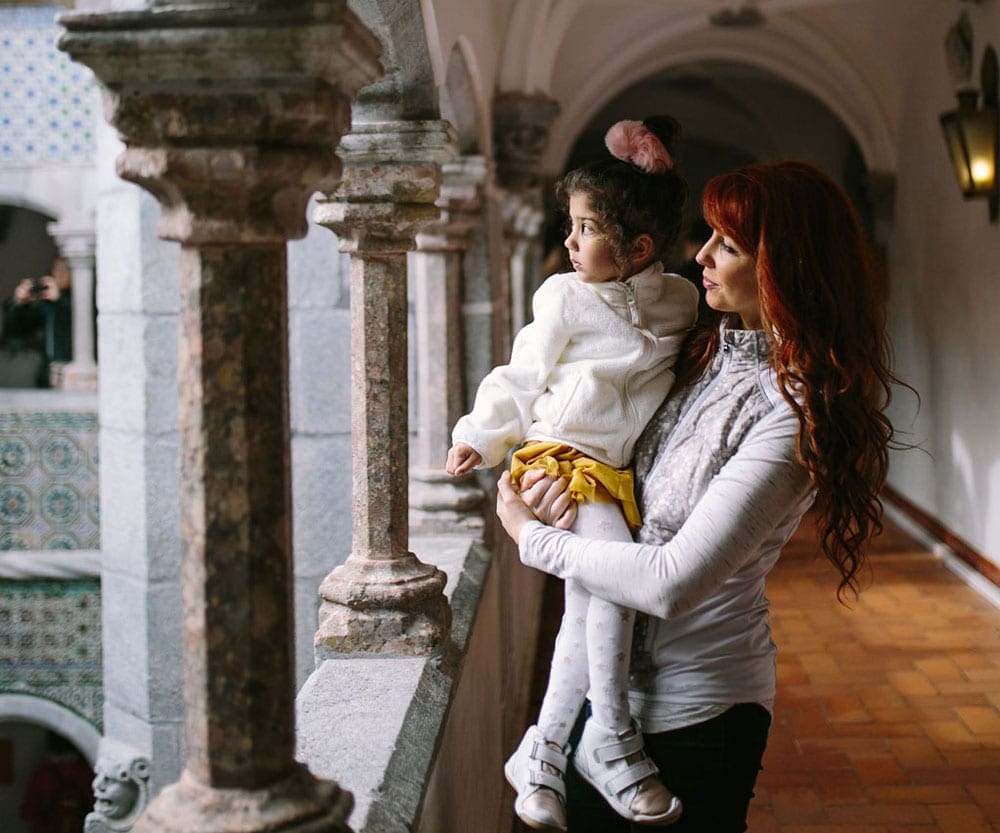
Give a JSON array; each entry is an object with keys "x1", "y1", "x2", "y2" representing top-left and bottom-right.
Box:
[
  {"x1": 605, "y1": 759, "x2": 658, "y2": 796},
  {"x1": 592, "y1": 731, "x2": 644, "y2": 763},
  {"x1": 531, "y1": 741, "x2": 568, "y2": 770},
  {"x1": 529, "y1": 768, "x2": 568, "y2": 798}
]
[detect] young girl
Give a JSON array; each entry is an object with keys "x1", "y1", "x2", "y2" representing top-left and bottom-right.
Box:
[{"x1": 446, "y1": 117, "x2": 698, "y2": 831}]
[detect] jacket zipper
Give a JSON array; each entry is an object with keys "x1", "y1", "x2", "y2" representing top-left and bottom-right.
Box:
[{"x1": 619, "y1": 280, "x2": 642, "y2": 462}]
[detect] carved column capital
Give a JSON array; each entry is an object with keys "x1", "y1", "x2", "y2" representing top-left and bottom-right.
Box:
[
  {"x1": 313, "y1": 119, "x2": 458, "y2": 252},
  {"x1": 493, "y1": 92, "x2": 559, "y2": 190},
  {"x1": 60, "y1": 2, "x2": 382, "y2": 245},
  {"x1": 415, "y1": 154, "x2": 490, "y2": 252}
]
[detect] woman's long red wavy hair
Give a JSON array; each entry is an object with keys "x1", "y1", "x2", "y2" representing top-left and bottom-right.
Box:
[{"x1": 678, "y1": 161, "x2": 898, "y2": 600}]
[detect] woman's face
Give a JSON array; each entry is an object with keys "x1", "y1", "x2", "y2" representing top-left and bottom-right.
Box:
[{"x1": 696, "y1": 229, "x2": 761, "y2": 329}]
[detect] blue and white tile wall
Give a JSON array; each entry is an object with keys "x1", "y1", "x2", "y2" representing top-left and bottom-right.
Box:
[
  {"x1": 0, "y1": 579, "x2": 102, "y2": 728},
  {"x1": 0, "y1": 4, "x2": 98, "y2": 165},
  {"x1": 0, "y1": 412, "x2": 99, "y2": 550}
]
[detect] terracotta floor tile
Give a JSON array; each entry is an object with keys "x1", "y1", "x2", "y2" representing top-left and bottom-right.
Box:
[
  {"x1": 887, "y1": 671, "x2": 938, "y2": 697},
  {"x1": 888, "y1": 736, "x2": 947, "y2": 769},
  {"x1": 849, "y1": 754, "x2": 910, "y2": 785},
  {"x1": 967, "y1": 783, "x2": 1000, "y2": 822},
  {"x1": 813, "y1": 771, "x2": 868, "y2": 806},
  {"x1": 929, "y1": 803, "x2": 993, "y2": 833},
  {"x1": 826, "y1": 804, "x2": 934, "y2": 825},
  {"x1": 867, "y1": 785, "x2": 969, "y2": 804},
  {"x1": 770, "y1": 786, "x2": 828, "y2": 824},
  {"x1": 956, "y1": 706, "x2": 1000, "y2": 735},
  {"x1": 922, "y1": 719, "x2": 979, "y2": 748}
]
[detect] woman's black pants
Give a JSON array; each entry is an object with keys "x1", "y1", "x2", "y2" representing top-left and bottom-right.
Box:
[{"x1": 564, "y1": 702, "x2": 771, "y2": 833}]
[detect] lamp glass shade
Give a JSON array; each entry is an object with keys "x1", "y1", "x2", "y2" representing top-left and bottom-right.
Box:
[{"x1": 940, "y1": 105, "x2": 998, "y2": 197}]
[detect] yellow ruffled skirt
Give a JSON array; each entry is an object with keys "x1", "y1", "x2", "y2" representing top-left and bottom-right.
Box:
[{"x1": 509, "y1": 440, "x2": 641, "y2": 530}]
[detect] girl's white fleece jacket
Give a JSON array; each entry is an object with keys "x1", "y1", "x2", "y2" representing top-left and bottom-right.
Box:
[{"x1": 452, "y1": 263, "x2": 699, "y2": 469}]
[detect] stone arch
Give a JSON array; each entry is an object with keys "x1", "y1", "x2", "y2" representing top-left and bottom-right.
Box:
[
  {"x1": 347, "y1": 0, "x2": 440, "y2": 121},
  {"x1": 540, "y1": 17, "x2": 896, "y2": 178},
  {"x1": 0, "y1": 694, "x2": 100, "y2": 765},
  {"x1": 440, "y1": 38, "x2": 489, "y2": 156},
  {"x1": 0, "y1": 191, "x2": 62, "y2": 223}
]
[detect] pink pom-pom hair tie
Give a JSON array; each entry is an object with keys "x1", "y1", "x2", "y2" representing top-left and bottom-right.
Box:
[{"x1": 604, "y1": 120, "x2": 673, "y2": 174}]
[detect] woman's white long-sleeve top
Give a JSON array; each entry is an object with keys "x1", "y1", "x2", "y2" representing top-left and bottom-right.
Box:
[
  {"x1": 518, "y1": 328, "x2": 816, "y2": 730},
  {"x1": 451, "y1": 264, "x2": 699, "y2": 469}
]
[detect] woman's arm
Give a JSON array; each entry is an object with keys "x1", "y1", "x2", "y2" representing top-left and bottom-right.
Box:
[{"x1": 511, "y1": 406, "x2": 814, "y2": 619}]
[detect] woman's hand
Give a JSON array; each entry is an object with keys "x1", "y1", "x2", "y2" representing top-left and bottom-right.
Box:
[
  {"x1": 495, "y1": 469, "x2": 578, "y2": 545},
  {"x1": 496, "y1": 471, "x2": 539, "y2": 543},
  {"x1": 519, "y1": 468, "x2": 577, "y2": 530}
]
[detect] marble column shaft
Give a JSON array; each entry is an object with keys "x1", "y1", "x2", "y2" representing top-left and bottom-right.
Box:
[
  {"x1": 59, "y1": 2, "x2": 381, "y2": 831},
  {"x1": 313, "y1": 120, "x2": 456, "y2": 657},
  {"x1": 409, "y1": 156, "x2": 488, "y2": 534},
  {"x1": 48, "y1": 225, "x2": 98, "y2": 390}
]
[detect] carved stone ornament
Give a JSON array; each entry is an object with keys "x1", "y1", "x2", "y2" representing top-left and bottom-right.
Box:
[
  {"x1": 84, "y1": 752, "x2": 151, "y2": 833},
  {"x1": 945, "y1": 11, "x2": 975, "y2": 88},
  {"x1": 493, "y1": 93, "x2": 560, "y2": 190}
]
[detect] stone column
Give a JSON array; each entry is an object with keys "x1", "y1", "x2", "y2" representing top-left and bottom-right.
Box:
[
  {"x1": 48, "y1": 224, "x2": 98, "y2": 391},
  {"x1": 59, "y1": 3, "x2": 381, "y2": 832},
  {"x1": 501, "y1": 195, "x2": 545, "y2": 335},
  {"x1": 492, "y1": 93, "x2": 559, "y2": 347},
  {"x1": 313, "y1": 120, "x2": 456, "y2": 658},
  {"x1": 409, "y1": 154, "x2": 488, "y2": 535}
]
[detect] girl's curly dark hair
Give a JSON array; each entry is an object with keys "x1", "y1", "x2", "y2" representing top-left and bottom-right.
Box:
[
  {"x1": 555, "y1": 116, "x2": 687, "y2": 271},
  {"x1": 676, "y1": 161, "x2": 904, "y2": 601}
]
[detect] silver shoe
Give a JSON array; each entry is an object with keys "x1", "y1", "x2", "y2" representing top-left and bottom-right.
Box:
[
  {"x1": 503, "y1": 725, "x2": 568, "y2": 832},
  {"x1": 572, "y1": 717, "x2": 682, "y2": 826}
]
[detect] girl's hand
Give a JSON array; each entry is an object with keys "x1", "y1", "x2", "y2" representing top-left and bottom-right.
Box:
[
  {"x1": 496, "y1": 471, "x2": 540, "y2": 543},
  {"x1": 519, "y1": 468, "x2": 578, "y2": 530},
  {"x1": 446, "y1": 442, "x2": 482, "y2": 476}
]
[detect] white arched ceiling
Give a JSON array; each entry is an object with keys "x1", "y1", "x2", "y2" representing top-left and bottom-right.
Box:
[
  {"x1": 439, "y1": 38, "x2": 491, "y2": 156},
  {"x1": 495, "y1": 2, "x2": 896, "y2": 177}
]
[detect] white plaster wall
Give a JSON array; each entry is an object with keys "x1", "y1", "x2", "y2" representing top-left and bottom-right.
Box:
[{"x1": 885, "y1": 1, "x2": 1000, "y2": 568}]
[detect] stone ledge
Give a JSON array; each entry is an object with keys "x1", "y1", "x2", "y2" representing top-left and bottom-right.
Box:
[
  {"x1": 296, "y1": 533, "x2": 490, "y2": 832},
  {"x1": 0, "y1": 549, "x2": 100, "y2": 579}
]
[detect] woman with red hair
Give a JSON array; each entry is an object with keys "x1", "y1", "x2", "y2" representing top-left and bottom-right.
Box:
[{"x1": 496, "y1": 161, "x2": 901, "y2": 832}]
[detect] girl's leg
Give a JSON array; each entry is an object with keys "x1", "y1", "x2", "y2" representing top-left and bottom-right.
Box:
[
  {"x1": 536, "y1": 498, "x2": 631, "y2": 743},
  {"x1": 506, "y1": 568, "x2": 591, "y2": 830},
  {"x1": 569, "y1": 500, "x2": 681, "y2": 825},
  {"x1": 570, "y1": 500, "x2": 635, "y2": 732},
  {"x1": 536, "y1": 577, "x2": 592, "y2": 747}
]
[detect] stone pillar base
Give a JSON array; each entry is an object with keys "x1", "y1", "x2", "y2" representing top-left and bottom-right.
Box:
[
  {"x1": 316, "y1": 555, "x2": 450, "y2": 658},
  {"x1": 59, "y1": 361, "x2": 99, "y2": 391},
  {"x1": 409, "y1": 469, "x2": 485, "y2": 536},
  {"x1": 134, "y1": 764, "x2": 352, "y2": 833}
]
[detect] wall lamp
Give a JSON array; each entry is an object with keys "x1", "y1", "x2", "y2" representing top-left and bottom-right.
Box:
[{"x1": 940, "y1": 44, "x2": 999, "y2": 223}]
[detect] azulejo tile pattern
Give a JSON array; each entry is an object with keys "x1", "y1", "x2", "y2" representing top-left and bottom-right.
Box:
[
  {"x1": 0, "y1": 579, "x2": 102, "y2": 729},
  {"x1": 0, "y1": 412, "x2": 98, "y2": 550},
  {"x1": 0, "y1": 4, "x2": 98, "y2": 165}
]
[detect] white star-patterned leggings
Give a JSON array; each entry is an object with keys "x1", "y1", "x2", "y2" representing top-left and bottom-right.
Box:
[{"x1": 535, "y1": 499, "x2": 636, "y2": 747}]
